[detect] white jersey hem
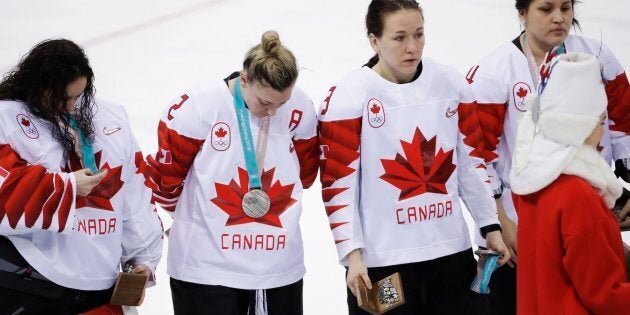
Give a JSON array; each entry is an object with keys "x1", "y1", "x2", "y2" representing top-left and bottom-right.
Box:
[{"x1": 167, "y1": 261, "x2": 305, "y2": 290}]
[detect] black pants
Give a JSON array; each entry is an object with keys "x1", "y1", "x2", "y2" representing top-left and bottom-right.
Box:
[
  {"x1": 486, "y1": 264, "x2": 516, "y2": 315},
  {"x1": 170, "y1": 277, "x2": 303, "y2": 315},
  {"x1": 0, "y1": 236, "x2": 113, "y2": 315},
  {"x1": 0, "y1": 284, "x2": 113, "y2": 315},
  {"x1": 347, "y1": 248, "x2": 495, "y2": 315}
]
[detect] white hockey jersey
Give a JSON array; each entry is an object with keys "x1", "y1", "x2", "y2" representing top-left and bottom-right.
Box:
[
  {"x1": 0, "y1": 99, "x2": 163, "y2": 290},
  {"x1": 468, "y1": 34, "x2": 630, "y2": 223},
  {"x1": 145, "y1": 78, "x2": 318, "y2": 289},
  {"x1": 318, "y1": 58, "x2": 499, "y2": 268}
]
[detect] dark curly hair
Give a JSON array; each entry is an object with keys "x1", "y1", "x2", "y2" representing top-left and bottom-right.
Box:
[{"x1": 0, "y1": 38, "x2": 95, "y2": 160}]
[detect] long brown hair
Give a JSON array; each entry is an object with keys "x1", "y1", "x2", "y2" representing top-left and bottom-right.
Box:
[{"x1": 0, "y1": 39, "x2": 95, "y2": 159}]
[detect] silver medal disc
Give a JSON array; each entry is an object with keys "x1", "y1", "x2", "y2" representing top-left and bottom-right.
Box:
[{"x1": 242, "y1": 189, "x2": 270, "y2": 218}]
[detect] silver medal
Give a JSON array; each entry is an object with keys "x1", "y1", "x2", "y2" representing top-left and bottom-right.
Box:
[{"x1": 242, "y1": 189, "x2": 270, "y2": 218}]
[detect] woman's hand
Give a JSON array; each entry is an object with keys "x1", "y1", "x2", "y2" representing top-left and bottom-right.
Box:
[
  {"x1": 497, "y1": 199, "x2": 518, "y2": 267},
  {"x1": 485, "y1": 230, "x2": 511, "y2": 266},
  {"x1": 130, "y1": 264, "x2": 151, "y2": 305},
  {"x1": 73, "y1": 168, "x2": 106, "y2": 196},
  {"x1": 346, "y1": 249, "x2": 372, "y2": 297}
]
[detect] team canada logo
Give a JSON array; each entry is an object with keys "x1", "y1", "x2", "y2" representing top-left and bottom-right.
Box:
[
  {"x1": 367, "y1": 98, "x2": 385, "y2": 128},
  {"x1": 513, "y1": 82, "x2": 532, "y2": 112},
  {"x1": 211, "y1": 122, "x2": 231, "y2": 151},
  {"x1": 211, "y1": 167, "x2": 296, "y2": 228},
  {"x1": 16, "y1": 114, "x2": 39, "y2": 139},
  {"x1": 380, "y1": 128, "x2": 456, "y2": 201}
]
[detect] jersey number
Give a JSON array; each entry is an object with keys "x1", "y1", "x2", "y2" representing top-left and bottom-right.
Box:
[
  {"x1": 320, "y1": 86, "x2": 337, "y2": 116},
  {"x1": 167, "y1": 94, "x2": 190, "y2": 120},
  {"x1": 288, "y1": 110, "x2": 303, "y2": 132}
]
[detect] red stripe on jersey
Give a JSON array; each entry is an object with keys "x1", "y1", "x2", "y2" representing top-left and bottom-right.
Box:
[
  {"x1": 56, "y1": 180, "x2": 74, "y2": 232},
  {"x1": 605, "y1": 73, "x2": 630, "y2": 134},
  {"x1": 41, "y1": 175, "x2": 65, "y2": 230},
  {"x1": 0, "y1": 144, "x2": 74, "y2": 232},
  {"x1": 318, "y1": 118, "x2": 362, "y2": 188},
  {"x1": 326, "y1": 205, "x2": 347, "y2": 216},
  {"x1": 330, "y1": 222, "x2": 348, "y2": 230},
  {"x1": 145, "y1": 120, "x2": 205, "y2": 208},
  {"x1": 322, "y1": 187, "x2": 348, "y2": 202},
  {"x1": 135, "y1": 151, "x2": 147, "y2": 175},
  {"x1": 477, "y1": 103, "x2": 507, "y2": 163},
  {"x1": 335, "y1": 239, "x2": 349, "y2": 244},
  {"x1": 458, "y1": 102, "x2": 485, "y2": 159},
  {"x1": 292, "y1": 136, "x2": 319, "y2": 189},
  {"x1": 23, "y1": 173, "x2": 56, "y2": 227}
]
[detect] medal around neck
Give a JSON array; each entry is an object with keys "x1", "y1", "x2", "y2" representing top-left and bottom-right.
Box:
[
  {"x1": 242, "y1": 189, "x2": 270, "y2": 218},
  {"x1": 232, "y1": 77, "x2": 272, "y2": 219}
]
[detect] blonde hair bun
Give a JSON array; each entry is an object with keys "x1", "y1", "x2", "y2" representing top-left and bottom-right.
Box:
[
  {"x1": 261, "y1": 30, "x2": 281, "y2": 55},
  {"x1": 243, "y1": 30, "x2": 297, "y2": 91}
]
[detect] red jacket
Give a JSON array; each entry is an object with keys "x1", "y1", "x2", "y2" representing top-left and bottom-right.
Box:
[{"x1": 514, "y1": 175, "x2": 630, "y2": 315}]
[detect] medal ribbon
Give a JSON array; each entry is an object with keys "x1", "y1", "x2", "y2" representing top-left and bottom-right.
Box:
[
  {"x1": 67, "y1": 115, "x2": 98, "y2": 173},
  {"x1": 233, "y1": 77, "x2": 270, "y2": 190},
  {"x1": 522, "y1": 34, "x2": 566, "y2": 92}
]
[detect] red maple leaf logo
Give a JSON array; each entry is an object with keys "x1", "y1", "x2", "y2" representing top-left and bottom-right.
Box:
[
  {"x1": 76, "y1": 162, "x2": 124, "y2": 211},
  {"x1": 370, "y1": 104, "x2": 381, "y2": 115},
  {"x1": 516, "y1": 87, "x2": 528, "y2": 99},
  {"x1": 380, "y1": 128, "x2": 456, "y2": 201},
  {"x1": 21, "y1": 118, "x2": 30, "y2": 127},
  {"x1": 211, "y1": 167, "x2": 296, "y2": 228},
  {"x1": 215, "y1": 127, "x2": 227, "y2": 138}
]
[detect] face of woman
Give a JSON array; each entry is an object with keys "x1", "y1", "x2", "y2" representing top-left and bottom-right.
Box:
[
  {"x1": 370, "y1": 9, "x2": 424, "y2": 83},
  {"x1": 64, "y1": 76, "x2": 87, "y2": 112},
  {"x1": 241, "y1": 74, "x2": 293, "y2": 118},
  {"x1": 584, "y1": 113, "x2": 606, "y2": 148},
  {"x1": 520, "y1": 0, "x2": 573, "y2": 51}
]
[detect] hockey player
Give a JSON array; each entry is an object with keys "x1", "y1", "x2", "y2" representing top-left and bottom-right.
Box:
[
  {"x1": 467, "y1": 1, "x2": 630, "y2": 313},
  {"x1": 0, "y1": 39, "x2": 163, "y2": 314},
  {"x1": 144, "y1": 31, "x2": 318, "y2": 315},
  {"x1": 511, "y1": 52, "x2": 630, "y2": 315},
  {"x1": 318, "y1": 1, "x2": 510, "y2": 314}
]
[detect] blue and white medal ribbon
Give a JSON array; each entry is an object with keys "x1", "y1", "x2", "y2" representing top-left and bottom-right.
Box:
[
  {"x1": 470, "y1": 252, "x2": 500, "y2": 294},
  {"x1": 233, "y1": 77, "x2": 271, "y2": 218}
]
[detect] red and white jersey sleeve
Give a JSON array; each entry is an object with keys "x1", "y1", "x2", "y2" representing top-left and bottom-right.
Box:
[
  {"x1": 156, "y1": 80, "x2": 317, "y2": 289},
  {"x1": 290, "y1": 96, "x2": 318, "y2": 188},
  {"x1": 0, "y1": 103, "x2": 77, "y2": 235},
  {"x1": 318, "y1": 83, "x2": 366, "y2": 263},
  {"x1": 319, "y1": 58, "x2": 498, "y2": 268},
  {"x1": 0, "y1": 99, "x2": 163, "y2": 290},
  {"x1": 456, "y1": 84, "x2": 498, "y2": 228},
  {"x1": 145, "y1": 93, "x2": 207, "y2": 213},
  {"x1": 577, "y1": 40, "x2": 630, "y2": 161}
]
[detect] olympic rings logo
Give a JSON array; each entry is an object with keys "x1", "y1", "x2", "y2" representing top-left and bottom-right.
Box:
[
  {"x1": 214, "y1": 140, "x2": 229, "y2": 146},
  {"x1": 370, "y1": 116, "x2": 383, "y2": 124}
]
